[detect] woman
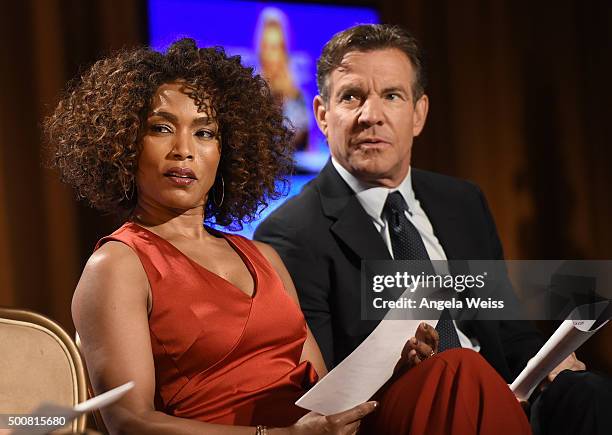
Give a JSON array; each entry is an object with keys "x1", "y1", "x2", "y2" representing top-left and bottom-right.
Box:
[
  {"x1": 45, "y1": 39, "x2": 531, "y2": 435},
  {"x1": 256, "y1": 7, "x2": 309, "y2": 151},
  {"x1": 46, "y1": 38, "x2": 376, "y2": 435}
]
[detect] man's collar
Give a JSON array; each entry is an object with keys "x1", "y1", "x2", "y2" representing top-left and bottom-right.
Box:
[{"x1": 330, "y1": 157, "x2": 416, "y2": 223}]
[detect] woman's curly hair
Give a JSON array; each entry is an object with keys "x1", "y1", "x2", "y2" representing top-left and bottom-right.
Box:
[{"x1": 44, "y1": 38, "x2": 294, "y2": 229}]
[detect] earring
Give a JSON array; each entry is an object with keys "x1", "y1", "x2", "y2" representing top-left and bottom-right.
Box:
[
  {"x1": 213, "y1": 174, "x2": 225, "y2": 207},
  {"x1": 123, "y1": 178, "x2": 136, "y2": 201}
]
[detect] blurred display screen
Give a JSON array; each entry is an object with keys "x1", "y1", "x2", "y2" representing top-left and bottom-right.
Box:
[{"x1": 149, "y1": 0, "x2": 378, "y2": 236}]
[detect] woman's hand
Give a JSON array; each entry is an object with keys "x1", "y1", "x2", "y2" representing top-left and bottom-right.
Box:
[
  {"x1": 393, "y1": 322, "x2": 439, "y2": 375},
  {"x1": 287, "y1": 401, "x2": 378, "y2": 435}
]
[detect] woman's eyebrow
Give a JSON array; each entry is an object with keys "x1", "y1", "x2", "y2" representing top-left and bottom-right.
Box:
[
  {"x1": 192, "y1": 116, "x2": 216, "y2": 127},
  {"x1": 149, "y1": 111, "x2": 215, "y2": 127},
  {"x1": 149, "y1": 111, "x2": 177, "y2": 122}
]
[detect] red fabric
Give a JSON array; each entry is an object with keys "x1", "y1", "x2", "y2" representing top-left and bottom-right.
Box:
[
  {"x1": 96, "y1": 222, "x2": 317, "y2": 427},
  {"x1": 96, "y1": 223, "x2": 530, "y2": 433},
  {"x1": 364, "y1": 348, "x2": 532, "y2": 435}
]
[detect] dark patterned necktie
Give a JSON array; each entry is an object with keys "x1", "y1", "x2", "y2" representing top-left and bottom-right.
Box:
[{"x1": 383, "y1": 191, "x2": 461, "y2": 352}]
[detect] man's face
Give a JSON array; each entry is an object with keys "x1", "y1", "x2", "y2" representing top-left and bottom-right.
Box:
[{"x1": 314, "y1": 48, "x2": 428, "y2": 187}]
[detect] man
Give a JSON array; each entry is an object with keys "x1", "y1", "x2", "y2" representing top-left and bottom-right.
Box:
[{"x1": 255, "y1": 24, "x2": 609, "y2": 434}]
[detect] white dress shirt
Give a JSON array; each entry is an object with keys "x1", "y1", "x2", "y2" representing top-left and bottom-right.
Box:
[{"x1": 331, "y1": 158, "x2": 480, "y2": 351}]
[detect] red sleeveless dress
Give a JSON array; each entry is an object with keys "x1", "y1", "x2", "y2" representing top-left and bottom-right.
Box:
[{"x1": 96, "y1": 222, "x2": 318, "y2": 426}]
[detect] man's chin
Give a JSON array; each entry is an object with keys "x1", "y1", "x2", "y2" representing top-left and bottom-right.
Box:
[{"x1": 346, "y1": 159, "x2": 408, "y2": 187}]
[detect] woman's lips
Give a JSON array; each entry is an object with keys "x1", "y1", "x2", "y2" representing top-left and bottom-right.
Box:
[
  {"x1": 165, "y1": 175, "x2": 196, "y2": 186},
  {"x1": 163, "y1": 166, "x2": 197, "y2": 186}
]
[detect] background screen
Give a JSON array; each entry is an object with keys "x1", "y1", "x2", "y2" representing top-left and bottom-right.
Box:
[{"x1": 149, "y1": 0, "x2": 378, "y2": 236}]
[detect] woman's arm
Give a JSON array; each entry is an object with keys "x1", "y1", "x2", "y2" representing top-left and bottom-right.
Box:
[
  {"x1": 73, "y1": 241, "x2": 270, "y2": 435},
  {"x1": 253, "y1": 241, "x2": 328, "y2": 378},
  {"x1": 74, "y1": 240, "x2": 372, "y2": 434}
]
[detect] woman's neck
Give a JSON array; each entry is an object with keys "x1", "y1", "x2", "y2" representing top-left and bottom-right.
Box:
[{"x1": 131, "y1": 203, "x2": 211, "y2": 241}]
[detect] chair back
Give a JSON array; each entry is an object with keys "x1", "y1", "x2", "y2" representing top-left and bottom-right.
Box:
[{"x1": 0, "y1": 307, "x2": 87, "y2": 433}]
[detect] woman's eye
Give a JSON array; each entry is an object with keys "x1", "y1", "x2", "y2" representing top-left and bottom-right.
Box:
[
  {"x1": 151, "y1": 124, "x2": 172, "y2": 133},
  {"x1": 195, "y1": 129, "x2": 215, "y2": 139}
]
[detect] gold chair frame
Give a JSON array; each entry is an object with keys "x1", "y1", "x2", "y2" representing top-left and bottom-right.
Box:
[{"x1": 0, "y1": 307, "x2": 87, "y2": 433}]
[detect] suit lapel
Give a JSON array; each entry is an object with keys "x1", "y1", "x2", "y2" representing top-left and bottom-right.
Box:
[
  {"x1": 316, "y1": 161, "x2": 391, "y2": 261},
  {"x1": 411, "y1": 170, "x2": 463, "y2": 260},
  {"x1": 411, "y1": 170, "x2": 481, "y2": 323},
  {"x1": 331, "y1": 197, "x2": 392, "y2": 260}
]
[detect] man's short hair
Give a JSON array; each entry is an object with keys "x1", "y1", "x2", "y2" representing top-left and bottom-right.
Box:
[{"x1": 316, "y1": 24, "x2": 426, "y2": 104}]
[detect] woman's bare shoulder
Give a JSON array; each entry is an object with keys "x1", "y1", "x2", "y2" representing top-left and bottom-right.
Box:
[
  {"x1": 74, "y1": 241, "x2": 149, "y2": 316},
  {"x1": 251, "y1": 239, "x2": 298, "y2": 297},
  {"x1": 83, "y1": 241, "x2": 145, "y2": 283},
  {"x1": 251, "y1": 239, "x2": 281, "y2": 267}
]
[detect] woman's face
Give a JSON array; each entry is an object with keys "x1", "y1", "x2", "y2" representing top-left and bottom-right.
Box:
[
  {"x1": 260, "y1": 23, "x2": 287, "y2": 73},
  {"x1": 136, "y1": 82, "x2": 221, "y2": 213}
]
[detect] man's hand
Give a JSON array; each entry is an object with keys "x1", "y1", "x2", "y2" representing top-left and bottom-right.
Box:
[
  {"x1": 393, "y1": 322, "x2": 439, "y2": 375},
  {"x1": 547, "y1": 352, "x2": 586, "y2": 383},
  {"x1": 514, "y1": 352, "x2": 587, "y2": 403}
]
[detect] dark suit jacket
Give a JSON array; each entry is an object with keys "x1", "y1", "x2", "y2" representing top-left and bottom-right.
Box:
[{"x1": 255, "y1": 161, "x2": 543, "y2": 383}]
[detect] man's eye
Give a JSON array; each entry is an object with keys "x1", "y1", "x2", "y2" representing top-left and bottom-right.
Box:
[
  {"x1": 151, "y1": 124, "x2": 172, "y2": 133},
  {"x1": 386, "y1": 93, "x2": 400, "y2": 101},
  {"x1": 341, "y1": 94, "x2": 358, "y2": 103}
]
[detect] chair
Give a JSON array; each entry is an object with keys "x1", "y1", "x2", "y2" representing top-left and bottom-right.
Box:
[{"x1": 0, "y1": 307, "x2": 87, "y2": 433}]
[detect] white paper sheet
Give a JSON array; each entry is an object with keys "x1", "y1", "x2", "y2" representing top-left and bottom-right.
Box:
[
  {"x1": 296, "y1": 304, "x2": 436, "y2": 415},
  {"x1": 297, "y1": 297, "x2": 611, "y2": 413},
  {"x1": 73, "y1": 381, "x2": 134, "y2": 413},
  {"x1": 9, "y1": 381, "x2": 134, "y2": 434},
  {"x1": 510, "y1": 301, "x2": 611, "y2": 400}
]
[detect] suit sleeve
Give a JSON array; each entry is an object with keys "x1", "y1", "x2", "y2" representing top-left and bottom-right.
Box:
[
  {"x1": 254, "y1": 215, "x2": 336, "y2": 367},
  {"x1": 475, "y1": 185, "x2": 545, "y2": 377}
]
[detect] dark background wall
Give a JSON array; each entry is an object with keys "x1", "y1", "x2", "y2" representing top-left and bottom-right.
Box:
[{"x1": 1, "y1": 0, "x2": 610, "y2": 371}]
